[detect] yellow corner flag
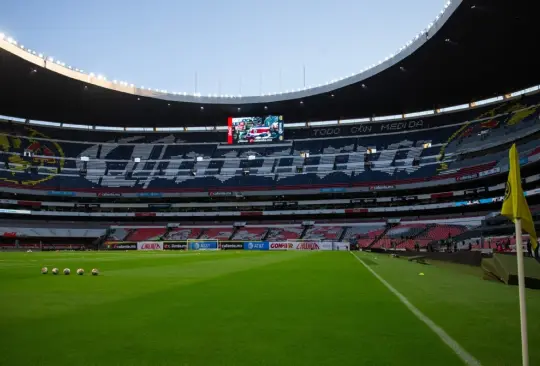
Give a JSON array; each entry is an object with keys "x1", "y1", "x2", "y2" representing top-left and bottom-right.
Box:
[{"x1": 501, "y1": 144, "x2": 537, "y2": 249}]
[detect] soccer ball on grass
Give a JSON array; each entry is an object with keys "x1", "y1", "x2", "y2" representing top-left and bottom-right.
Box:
[
  {"x1": 91, "y1": 268, "x2": 99, "y2": 276},
  {"x1": 63, "y1": 268, "x2": 71, "y2": 275},
  {"x1": 76, "y1": 268, "x2": 84, "y2": 275},
  {"x1": 52, "y1": 268, "x2": 59, "y2": 275},
  {"x1": 41, "y1": 267, "x2": 48, "y2": 274}
]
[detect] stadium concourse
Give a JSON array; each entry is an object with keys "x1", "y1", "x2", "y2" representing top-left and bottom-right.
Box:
[{"x1": 2, "y1": 0, "x2": 540, "y2": 365}]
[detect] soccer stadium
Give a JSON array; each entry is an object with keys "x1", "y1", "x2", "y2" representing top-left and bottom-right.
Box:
[{"x1": 1, "y1": 0, "x2": 540, "y2": 365}]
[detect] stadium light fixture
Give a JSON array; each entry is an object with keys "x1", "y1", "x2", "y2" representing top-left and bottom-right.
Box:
[
  {"x1": 196, "y1": 156, "x2": 203, "y2": 162},
  {"x1": 248, "y1": 155, "x2": 255, "y2": 160},
  {"x1": 134, "y1": 157, "x2": 141, "y2": 163},
  {"x1": 80, "y1": 156, "x2": 89, "y2": 162}
]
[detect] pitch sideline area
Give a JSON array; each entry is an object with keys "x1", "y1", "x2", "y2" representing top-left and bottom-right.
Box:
[{"x1": 0, "y1": 250, "x2": 538, "y2": 365}]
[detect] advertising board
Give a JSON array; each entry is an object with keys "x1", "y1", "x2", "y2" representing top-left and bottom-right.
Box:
[
  {"x1": 137, "y1": 241, "x2": 164, "y2": 250},
  {"x1": 164, "y1": 242, "x2": 187, "y2": 250},
  {"x1": 188, "y1": 241, "x2": 219, "y2": 250},
  {"x1": 243, "y1": 242, "x2": 269, "y2": 250},
  {"x1": 268, "y1": 241, "x2": 335, "y2": 251}
]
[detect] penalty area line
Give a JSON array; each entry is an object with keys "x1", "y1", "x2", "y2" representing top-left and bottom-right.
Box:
[{"x1": 350, "y1": 252, "x2": 481, "y2": 366}]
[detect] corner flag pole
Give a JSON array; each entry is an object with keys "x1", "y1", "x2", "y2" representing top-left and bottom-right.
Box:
[
  {"x1": 502, "y1": 144, "x2": 536, "y2": 366},
  {"x1": 514, "y1": 218, "x2": 529, "y2": 366}
]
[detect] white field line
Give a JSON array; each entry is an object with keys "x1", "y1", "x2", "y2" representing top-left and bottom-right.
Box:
[{"x1": 350, "y1": 252, "x2": 481, "y2": 366}]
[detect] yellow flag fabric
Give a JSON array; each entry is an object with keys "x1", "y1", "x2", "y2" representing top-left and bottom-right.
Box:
[{"x1": 501, "y1": 144, "x2": 537, "y2": 250}]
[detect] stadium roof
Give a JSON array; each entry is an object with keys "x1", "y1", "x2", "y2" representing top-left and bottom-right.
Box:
[{"x1": 0, "y1": 0, "x2": 539, "y2": 128}]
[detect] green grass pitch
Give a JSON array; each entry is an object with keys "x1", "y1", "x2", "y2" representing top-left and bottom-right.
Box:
[{"x1": 1, "y1": 250, "x2": 540, "y2": 365}]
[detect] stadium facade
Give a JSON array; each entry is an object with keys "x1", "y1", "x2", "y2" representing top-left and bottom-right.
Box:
[{"x1": 0, "y1": 0, "x2": 539, "y2": 252}]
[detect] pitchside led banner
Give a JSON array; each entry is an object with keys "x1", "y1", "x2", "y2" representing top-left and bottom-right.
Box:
[
  {"x1": 188, "y1": 241, "x2": 218, "y2": 250},
  {"x1": 268, "y1": 241, "x2": 337, "y2": 251},
  {"x1": 137, "y1": 242, "x2": 164, "y2": 250},
  {"x1": 243, "y1": 242, "x2": 269, "y2": 250}
]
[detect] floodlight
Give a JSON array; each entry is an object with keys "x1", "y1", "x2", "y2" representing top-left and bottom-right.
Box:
[
  {"x1": 80, "y1": 156, "x2": 89, "y2": 162},
  {"x1": 134, "y1": 157, "x2": 141, "y2": 163}
]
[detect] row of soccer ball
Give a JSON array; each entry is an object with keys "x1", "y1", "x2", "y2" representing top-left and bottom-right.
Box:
[{"x1": 41, "y1": 267, "x2": 99, "y2": 275}]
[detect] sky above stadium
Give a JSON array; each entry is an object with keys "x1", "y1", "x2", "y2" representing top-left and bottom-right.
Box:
[{"x1": 1, "y1": 0, "x2": 445, "y2": 96}]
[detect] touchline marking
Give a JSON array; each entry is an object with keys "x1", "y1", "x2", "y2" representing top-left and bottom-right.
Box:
[{"x1": 350, "y1": 252, "x2": 482, "y2": 366}]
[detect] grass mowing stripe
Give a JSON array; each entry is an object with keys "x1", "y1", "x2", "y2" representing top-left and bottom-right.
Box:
[
  {"x1": 350, "y1": 252, "x2": 482, "y2": 366},
  {"x1": 1, "y1": 251, "x2": 463, "y2": 366}
]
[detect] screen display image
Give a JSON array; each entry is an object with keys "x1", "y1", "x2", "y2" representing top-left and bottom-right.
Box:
[{"x1": 228, "y1": 115, "x2": 284, "y2": 144}]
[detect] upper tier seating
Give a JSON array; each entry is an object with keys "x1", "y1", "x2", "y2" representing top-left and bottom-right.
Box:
[{"x1": 1, "y1": 94, "x2": 539, "y2": 192}]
